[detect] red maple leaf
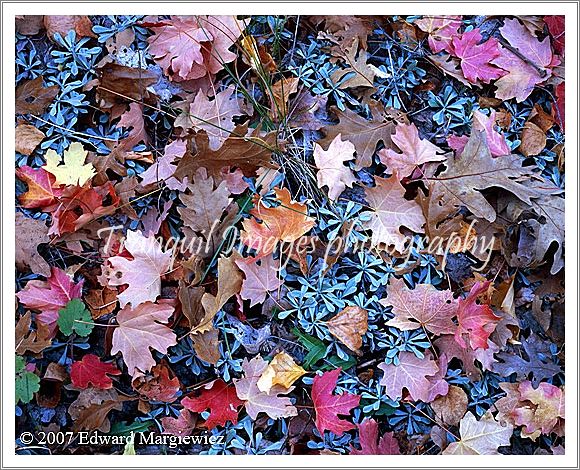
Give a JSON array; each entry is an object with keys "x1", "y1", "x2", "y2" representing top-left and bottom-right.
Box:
[
  {"x1": 181, "y1": 379, "x2": 244, "y2": 429},
  {"x1": 350, "y1": 418, "x2": 400, "y2": 455},
  {"x1": 16, "y1": 267, "x2": 84, "y2": 332},
  {"x1": 544, "y1": 16, "x2": 565, "y2": 56},
  {"x1": 16, "y1": 166, "x2": 63, "y2": 209},
  {"x1": 455, "y1": 281, "x2": 501, "y2": 350},
  {"x1": 452, "y1": 29, "x2": 506, "y2": 84},
  {"x1": 312, "y1": 368, "x2": 360, "y2": 436},
  {"x1": 70, "y1": 354, "x2": 121, "y2": 390}
]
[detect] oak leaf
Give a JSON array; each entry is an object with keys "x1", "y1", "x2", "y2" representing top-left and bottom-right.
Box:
[
  {"x1": 257, "y1": 351, "x2": 306, "y2": 393},
  {"x1": 15, "y1": 312, "x2": 52, "y2": 355},
  {"x1": 15, "y1": 123, "x2": 45, "y2": 156},
  {"x1": 312, "y1": 368, "x2": 360, "y2": 436},
  {"x1": 378, "y1": 122, "x2": 446, "y2": 178},
  {"x1": 383, "y1": 278, "x2": 456, "y2": 335},
  {"x1": 235, "y1": 254, "x2": 283, "y2": 307},
  {"x1": 361, "y1": 174, "x2": 425, "y2": 252},
  {"x1": 378, "y1": 351, "x2": 439, "y2": 402},
  {"x1": 350, "y1": 418, "x2": 400, "y2": 455},
  {"x1": 70, "y1": 354, "x2": 121, "y2": 390},
  {"x1": 15, "y1": 213, "x2": 51, "y2": 277},
  {"x1": 326, "y1": 306, "x2": 368, "y2": 352},
  {"x1": 111, "y1": 302, "x2": 176, "y2": 376},
  {"x1": 429, "y1": 130, "x2": 558, "y2": 222},
  {"x1": 16, "y1": 76, "x2": 59, "y2": 115},
  {"x1": 443, "y1": 411, "x2": 513, "y2": 454},
  {"x1": 132, "y1": 363, "x2": 181, "y2": 403},
  {"x1": 16, "y1": 267, "x2": 83, "y2": 330},
  {"x1": 43, "y1": 142, "x2": 95, "y2": 187},
  {"x1": 319, "y1": 100, "x2": 407, "y2": 170},
  {"x1": 235, "y1": 356, "x2": 297, "y2": 420},
  {"x1": 105, "y1": 230, "x2": 172, "y2": 308},
  {"x1": 313, "y1": 134, "x2": 356, "y2": 200},
  {"x1": 452, "y1": 29, "x2": 506, "y2": 84}
]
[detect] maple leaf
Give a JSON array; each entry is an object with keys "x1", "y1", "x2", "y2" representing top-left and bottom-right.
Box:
[
  {"x1": 132, "y1": 363, "x2": 181, "y2": 403},
  {"x1": 544, "y1": 15, "x2": 565, "y2": 56},
  {"x1": 70, "y1": 354, "x2": 121, "y2": 390},
  {"x1": 434, "y1": 334, "x2": 498, "y2": 381},
  {"x1": 350, "y1": 418, "x2": 400, "y2": 455},
  {"x1": 491, "y1": 18, "x2": 557, "y2": 102},
  {"x1": 472, "y1": 110, "x2": 511, "y2": 157},
  {"x1": 147, "y1": 16, "x2": 245, "y2": 81},
  {"x1": 318, "y1": 100, "x2": 408, "y2": 170},
  {"x1": 378, "y1": 351, "x2": 439, "y2": 402},
  {"x1": 235, "y1": 356, "x2": 297, "y2": 420},
  {"x1": 429, "y1": 130, "x2": 558, "y2": 222},
  {"x1": 257, "y1": 351, "x2": 306, "y2": 393},
  {"x1": 105, "y1": 230, "x2": 172, "y2": 308},
  {"x1": 361, "y1": 174, "x2": 425, "y2": 252},
  {"x1": 235, "y1": 254, "x2": 283, "y2": 307},
  {"x1": 16, "y1": 166, "x2": 63, "y2": 209},
  {"x1": 382, "y1": 278, "x2": 457, "y2": 335},
  {"x1": 111, "y1": 301, "x2": 177, "y2": 376},
  {"x1": 16, "y1": 267, "x2": 83, "y2": 330},
  {"x1": 15, "y1": 123, "x2": 45, "y2": 156},
  {"x1": 43, "y1": 142, "x2": 95, "y2": 187},
  {"x1": 325, "y1": 306, "x2": 368, "y2": 352},
  {"x1": 455, "y1": 281, "x2": 500, "y2": 350},
  {"x1": 312, "y1": 368, "x2": 360, "y2": 436},
  {"x1": 57, "y1": 298, "x2": 94, "y2": 337},
  {"x1": 451, "y1": 29, "x2": 506, "y2": 84},
  {"x1": 182, "y1": 379, "x2": 243, "y2": 429},
  {"x1": 175, "y1": 86, "x2": 244, "y2": 150},
  {"x1": 313, "y1": 134, "x2": 357, "y2": 200},
  {"x1": 15, "y1": 76, "x2": 59, "y2": 114},
  {"x1": 45, "y1": 182, "x2": 120, "y2": 236},
  {"x1": 241, "y1": 187, "x2": 315, "y2": 258},
  {"x1": 415, "y1": 15, "x2": 462, "y2": 53},
  {"x1": 514, "y1": 381, "x2": 565, "y2": 438},
  {"x1": 443, "y1": 411, "x2": 513, "y2": 454},
  {"x1": 378, "y1": 122, "x2": 446, "y2": 178},
  {"x1": 117, "y1": 102, "x2": 149, "y2": 150}
]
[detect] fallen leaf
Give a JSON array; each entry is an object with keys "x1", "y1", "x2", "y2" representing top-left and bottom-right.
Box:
[
  {"x1": 70, "y1": 354, "x2": 121, "y2": 390},
  {"x1": 105, "y1": 230, "x2": 172, "y2": 308},
  {"x1": 443, "y1": 411, "x2": 513, "y2": 454},
  {"x1": 452, "y1": 29, "x2": 505, "y2": 84},
  {"x1": 111, "y1": 301, "x2": 177, "y2": 376},
  {"x1": 132, "y1": 363, "x2": 181, "y2": 403},
  {"x1": 270, "y1": 77, "x2": 299, "y2": 119},
  {"x1": 182, "y1": 379, "x2": 243, "y2": 429},
  {"x1": 350, "y1": 418, "x2": 400, "y2": 454},
  {"x1": 15, "y1": 213, "x2": 50, "y2": 277},
  {"x1": 236, "y1": 254, "x2": 283, "y2": 307},
  {"x1": 415, "y1": 15, "x2": 462, "y2": 53},
  {"x1": 325, "y1": 306, "x2": 368, "y2": 352},
  {"x1": 15, "y1": 123, "x2": 45, "y2": 156},
  {"x1": 15, "y1": 312, "x2": 52, "y2": 355},
  {"x1": 16, "y1": 166, "x2": 63, "y2": 209},
  {"x1": 43, "y1": 142, "x2": 96, "y2": 187},
  {"x1": 161, "y1": 409, "x2": 196, "y2": 436},
  {"x1": 257, "y1": 351, "x2": 306, "y2": 393},
  {"x1": 312, "y1": 368, "x2": 360, "y2": 436},
  {"x1": 44, "y1": 15, "x2": 95, "y2": 41},
  {"x1": 361, "y1": 174, "x2": 425, "y2": 252},
  {"x1": 313, "y1": 134, "x2": 357, "y2": 200},
  {"x1": 235, "y1": 356, "x2": 298, "y2": 420},
  {"x1": 378, "y1": 122, "x2": 446, "y2": 178},
  {"x1": 382, "y1": 278, "x2": 456, "y2": 335},
  {"x1": 431, "y1": 385, "x2": 468, "y2": 426},
  {"x1": 472, "y1": 110, "x2": 511, "y2": 157},
  {"x1": 16, "y1": 76, "x2": 59, "y2": 114}
]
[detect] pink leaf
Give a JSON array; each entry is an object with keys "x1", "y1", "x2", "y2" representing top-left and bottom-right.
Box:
[
  {"x1": 472, "y1": 110, "x2": 511, "y2": 157},
  {"x1": 452, "y1": 29, "x2": 506, "y2": 84},
  {"x1": 350, "y1": 418, "x2": 400, "y2": 455}
]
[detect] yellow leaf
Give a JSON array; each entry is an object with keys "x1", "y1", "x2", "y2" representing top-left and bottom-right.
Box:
[
  {"x1": 43, "y1": 142, "x2": 95, "y2": 186},
  {"x1": 257, "y1": 351, "x2": 306, "y2": 393}
]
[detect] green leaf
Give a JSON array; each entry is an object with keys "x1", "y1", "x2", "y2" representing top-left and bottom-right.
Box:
[
  {"x1": 16, "y1": 370, "x2": 40, "y2": 404},
  {"x1": 57, "y1": 298, "x2": 93, "y2": 337},
  {"x1": 109, "y1": 420, "x2": 154, "y2": 436},
  {"x1": 321, "y1": 355, "x2": 356, "y2": 371},
  {"x1": 292, "y1": 327, "x2": 327, "y2": 369},
  {"x1": 15, "y1": 355, "x2": 25, "y2": 373}
]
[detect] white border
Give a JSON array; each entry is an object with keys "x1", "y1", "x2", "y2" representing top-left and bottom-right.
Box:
[{"x1": 2, "y1": 2, "x2": 578, "y2": 468}]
